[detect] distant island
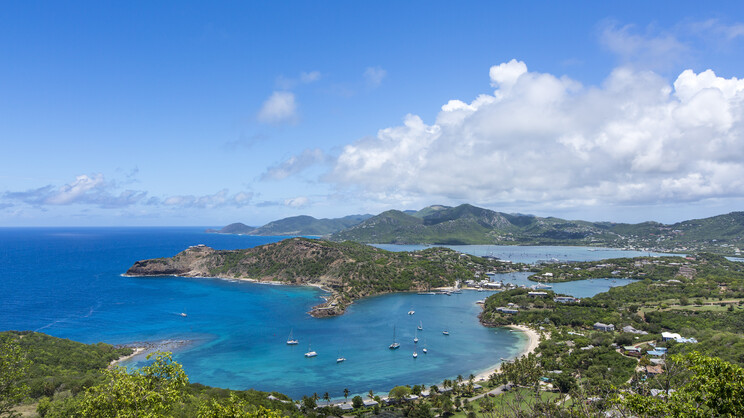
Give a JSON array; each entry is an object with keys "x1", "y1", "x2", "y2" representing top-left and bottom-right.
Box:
[
  {"x1": 125, "y1": 237, "x2": 515, "y2": 317},
  {"x1": 208, "y1": 204, "x2": 744, "y2": 256}
]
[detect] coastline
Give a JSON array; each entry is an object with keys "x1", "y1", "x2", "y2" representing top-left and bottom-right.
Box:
[
  {"x1": 109, "y1": 339, "x2": 192, "y2": 368},
  {"x1": 472, "y1": 324, "x2": 542, "y2": 382}
]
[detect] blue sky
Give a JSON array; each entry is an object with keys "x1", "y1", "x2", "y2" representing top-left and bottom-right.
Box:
[{"x1": 2, "y1": 1, "x2": 744, "y2": 226}]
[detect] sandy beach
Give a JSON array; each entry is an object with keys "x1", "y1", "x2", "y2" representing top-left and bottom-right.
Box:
[
  {"x1": 472, "y1": 324, "x2": 543, "y2": 382},
  {"x1": 109, "y1": 347, "x2": 145, "y2": 368}
]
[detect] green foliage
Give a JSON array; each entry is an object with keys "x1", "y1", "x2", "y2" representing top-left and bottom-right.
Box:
[
  {"x1": 0, "y1": 331, "x2": 132, "y2": 400},
  {"x1": 197, "y1": 394, "x2": 283, "y2": 418},
  {"x1": 351, "y1": 395, "x2": 364, "y2": 409},
  {"x1": 388, "y1": 385, "x2": 412, "y2": 402},
  {"x1": 44, "y1": 351, "x2": 188, "y2": 417},
  {"x1": 0, "y1": 334, "x2": 28, "y2": 417},
  {"x1": 500, "y1": 353, "x2": 543, "y2": 394},
  {"x1": 615, "y1": 352, "x2": 744, "y2": 417}
]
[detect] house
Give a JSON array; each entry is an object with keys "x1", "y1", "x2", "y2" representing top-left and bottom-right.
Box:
[
  {"x1": 622, "y1": 325, "x2": 648, "y2": 335},
  {"x1": 623, "y1": 346, "x2": 641, "y2": 355},
  {"x1": 594, "y1": 322, "x2": 615, "y2": 332},
  {"x1": 646, "y1": 365, "x2": 663, "y2": 376},
  {"x1": 497, "y1": 307, "x2": 519, "y2": 314},
  {"x1": 554, "y1": 296, "x2": 579, "y2": 303},
  {"x1": 528, "y1": 291, "x2": 548, "y2": 297},
  {"x1": 662, "y1": 332, "x2": 697, "y2": 343}
]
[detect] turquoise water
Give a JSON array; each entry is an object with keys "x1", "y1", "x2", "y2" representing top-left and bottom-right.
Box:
[
  {"x1": 0, "y1": 228, "x2": 649, "y2": 399},
  {"x1": 491, "y1": 271, "x2": 637, "y2": 298}
]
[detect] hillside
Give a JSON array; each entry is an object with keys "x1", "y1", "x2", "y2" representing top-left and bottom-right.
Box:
[
  {"x1": 331, "y1": 204, "x2": 619, "y2": 245},
  {"x1": 206, "y1": 214, "x2": 372, "y2": 236},
  {"x1": 330, "y1": 205, "x2": 744, "y2": 256},
  {"x1": 125, "y1": 238, "x2": 514, "y2": 317}
]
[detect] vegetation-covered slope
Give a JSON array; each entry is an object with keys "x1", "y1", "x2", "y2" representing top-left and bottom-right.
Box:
[
  {"x1": 126, "y1": 238, "x2": 514, "y2": 316},
  {"x1": 329, "y1": 204, "x2": 744, "y2": 255},
  {"x1": 206, "y1": 214, "x2": 372, "y2": 236},
  {"x1": 481, "y1": 253, "x2": 744, "y2": 365}
]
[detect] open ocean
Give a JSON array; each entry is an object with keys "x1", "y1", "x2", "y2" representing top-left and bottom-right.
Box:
[{"x1": 0, "y1": 227, "x2": 665, "y2": 399}]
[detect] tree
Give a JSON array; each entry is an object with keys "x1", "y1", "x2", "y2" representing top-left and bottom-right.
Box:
[
  {"x1": 301, "y1": 396, "x2": 316, "y2": 414},
  {"x1": 615, "y1": 352, "x2": 744, "y2": 417},
  {"x1": 501, "y1": 353, "x2": 544, "y2": 395},
  {"x1": 553, "y1": 373, "x2": 577, "y2": 394},
  {"x1": 323, "y1": 392, "x2": 330, "y2": 404},
  {"x1": 351, "y1": 395, "x2": 364, "y2": 409},
  {"x1": 0, "y1": 335, "x2": 28, "y2": 418},
  {"x1": 197, "y1": 394, "x2": 282, "y2": 418},
  {"x1": 388, "y1": 386, "x2": 411, "y2": 403},
  {"x1": 57, "y1": 351, "x2": 188, "y2": 418},
  {"x1": 343, "y1": 388, "x2": 349, "y2": 403}
]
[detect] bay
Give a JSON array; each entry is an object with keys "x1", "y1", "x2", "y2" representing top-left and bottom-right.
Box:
[{"x1": 0, "y1": 227, "x2": 657, "y2": 399}]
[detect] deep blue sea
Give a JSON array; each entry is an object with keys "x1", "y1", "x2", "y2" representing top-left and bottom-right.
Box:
[{"x1": 0, "y1": 228, "x2": 668, "y2": 399}]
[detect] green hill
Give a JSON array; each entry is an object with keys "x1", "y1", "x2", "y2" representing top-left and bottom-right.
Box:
[
  {"x1": 126, "y1": 237, "x2": 513, "y2": 316},
  {"x1": 207, "y1": 214, "x2": 372, "y2": 236}
]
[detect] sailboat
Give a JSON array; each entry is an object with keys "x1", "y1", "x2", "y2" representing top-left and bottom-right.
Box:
[
  {"x1": 336, "y1": 349, "x2": 346, "y2": 363},
  {"x1": 442, "y1": 326, "x2": 450, "y2": 336},
  {"x1": 417, "y1": 321, "x2": 423, "y2": 331},
  {"x1": 304, "y1": 344, "x2": 317, "y2": 357},
  {"x1": 180, "y1": 311, "x2": 187, "y2": 317},
  {"x1": 408, "y1": 308, "x2": 415, "y2": 315},
  {"x1": 413, "y1": 350, "x2": 418, "y2": 358},
  {"x1": 414, "y1": 329, "x2": 419, "y2": 344},
  {"x1": 389, "y1": 325, "x2": 400, "y2": 349},
  {"x1": 286, "y1": 329, "x2": 299, "y2": 345},
  {"x1": 422, "y1": 338, "x2": 428, "y2": 354}
]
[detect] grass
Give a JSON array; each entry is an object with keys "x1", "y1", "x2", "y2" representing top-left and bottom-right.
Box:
[{"x1": 449, "y1": 388, "x2": 563, "y2": 417}]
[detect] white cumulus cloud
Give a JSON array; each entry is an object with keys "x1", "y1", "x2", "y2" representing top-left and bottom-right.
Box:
[
  {"x1": 330, "y1": 60, "x2": 744, "y2": 209},
  {"x1": 257, "y1": 91, "x2": 297, "y2": 124}
]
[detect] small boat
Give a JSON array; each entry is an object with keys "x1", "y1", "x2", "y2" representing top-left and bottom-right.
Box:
[
  {"x1": 423, "y1": 347, "x2": 428, "y2": 354},
  {"x1": 180, "y1": 312, "x2": 187, "y2": 317},
  {"x1": 305, "y1": 344, "x2": 317, "y2": 357},
  {"x1": 414, "y1": 329, "x2": 419, "y2": 344},
  {"x1": 286, "y1": 329, "x2": 299, "y2": 345},
  {"x1": 417, "y1": 321, "x2": 423, "y2": 331},
  {"x1": 442, "y1": 330, "x2": 450, "y2": 336},
  {"x1": 413, "y1": 351, "x2": 418, "y2": 358},
  {"x1": 408, "y1": 310, "x2": 415, "y2": 315},
  {"x1": 336, "y1": 356, "x2": 346, "y2": 363},
  {"x1": 389, "y1": 325, "x2": 400, "y2": 349}
]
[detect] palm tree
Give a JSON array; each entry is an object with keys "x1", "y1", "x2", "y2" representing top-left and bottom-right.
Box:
[
  {"x1": 469, "y1": 374, "x2": 475, "y2": 384},
  {"x1": 368, "y1": 389, "x2": 374, "y2": 400},
  {"x1": 323, "y1": 392, "x2": 330, "y2": 405},
  {"x1": 344, "y1": 388, "x2": 350, "y2": 403}
]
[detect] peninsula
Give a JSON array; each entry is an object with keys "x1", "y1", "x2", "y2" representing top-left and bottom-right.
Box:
[{"x1": 125, "y1": 237, "x2": 515, "y2": 317}]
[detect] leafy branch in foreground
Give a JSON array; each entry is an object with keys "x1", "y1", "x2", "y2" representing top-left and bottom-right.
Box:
[
  {"x1": 0, "y1": 335, "x2": 28, "y2": 418},
  {"x1": 613, "y1": 351, "x2": 744, "y2": 417}
]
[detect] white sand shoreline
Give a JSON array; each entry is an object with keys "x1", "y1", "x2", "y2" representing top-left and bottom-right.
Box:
[{"x1": 472, "y1": 324, "x2": 543, "y2": 382}]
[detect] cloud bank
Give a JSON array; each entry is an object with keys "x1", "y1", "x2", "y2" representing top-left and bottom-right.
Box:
[
  {"x1": 331, "y1": 60, "x2": 744, "y2": 209},
  {"x1": 3, "y1": 174, "x2": 252, "y2": 210}
]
